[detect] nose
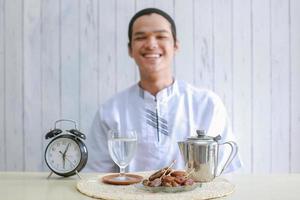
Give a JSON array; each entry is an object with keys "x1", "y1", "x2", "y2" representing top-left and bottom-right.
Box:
[{"x1": 145, "y1": 36, "x2": 158, "y2": 49}]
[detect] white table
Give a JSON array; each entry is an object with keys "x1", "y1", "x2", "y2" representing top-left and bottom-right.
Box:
[
  {"x1": 226, "y1": 173, "x2": 300, "y2": 200},
  {"x1": 0, "y1": 172, "x2": 299, "y2": 199}
]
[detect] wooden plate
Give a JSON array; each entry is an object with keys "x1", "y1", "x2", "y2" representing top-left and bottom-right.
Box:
[{"x1": 102, "y1": 174, "x2": 143, "y2": 185}]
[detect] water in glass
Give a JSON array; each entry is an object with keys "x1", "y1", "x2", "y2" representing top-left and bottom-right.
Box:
[
  {"x1": 107, "y1": 130, "x2": 137, "y2": 181},
  {"x1": 108, "y1": 137, "x2": 137, "y2": 168}
]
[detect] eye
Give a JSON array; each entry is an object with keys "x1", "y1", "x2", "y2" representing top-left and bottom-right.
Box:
[
  {"x1": 134, "y1": 36, "x2": 146, "y2": 41},
  {"x1": 157, "y1": 35, "x2": 168, "y2": 40}
]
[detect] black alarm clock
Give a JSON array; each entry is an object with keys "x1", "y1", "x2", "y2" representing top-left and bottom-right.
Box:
[{"x1": 44, "y1": 119, "x2": 88, "y2": 178}]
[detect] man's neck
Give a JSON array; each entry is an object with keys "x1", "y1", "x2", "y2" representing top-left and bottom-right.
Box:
[{"x1": 139, "y1": 75, "x2": 174, "y2": 96}]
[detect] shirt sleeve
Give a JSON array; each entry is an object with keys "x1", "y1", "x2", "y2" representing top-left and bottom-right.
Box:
[
  {"x1": 206, "y1": 94, "x2": 243, "y2": 174},
  {"x1": 84, "y1": 107, "x2": 117, "y2": 172}
]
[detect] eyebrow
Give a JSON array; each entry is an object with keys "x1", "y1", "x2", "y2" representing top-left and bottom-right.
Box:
[{"x1": 133, "y1": 30, "x2": 170, "y2": 36}]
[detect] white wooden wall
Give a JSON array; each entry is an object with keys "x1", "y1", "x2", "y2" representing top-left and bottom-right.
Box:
[{"x1": 0, "y1": 0, "x2": 299, "y2": 174}]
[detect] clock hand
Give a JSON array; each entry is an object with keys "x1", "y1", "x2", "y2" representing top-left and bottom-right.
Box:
[
  {"x1": 64, "y1": 155, "x2": 76, "y2": 168},
  {"x1": 59, "y1": 150, "x2": 66, "y2": 169},
  {"x1": 59, "y1": 151, "x2": 76, "y2": 168},
  {"x1": 64, "y1": 155, "x2": 82, "y2": 179},
  {"x1": 63, "y1": 143, "x2": 71, "y2": 156},
  {"x1": 61, "y1": 143, "x2": 70, "y2": 169}
]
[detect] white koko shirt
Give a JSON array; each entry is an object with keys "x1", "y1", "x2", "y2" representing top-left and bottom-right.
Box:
[{"x1": 85, "y1": 80, "x2": 242, "y2": 173}]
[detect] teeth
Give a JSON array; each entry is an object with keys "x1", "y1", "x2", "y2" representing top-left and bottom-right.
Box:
[{"x1": 144, "y1": 54, "x2": 160, "y2": 58}]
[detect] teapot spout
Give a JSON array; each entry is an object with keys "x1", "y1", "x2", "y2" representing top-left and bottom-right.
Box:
[{"x1": 177, "y1": 141, "x2": 188, "y2": 163}]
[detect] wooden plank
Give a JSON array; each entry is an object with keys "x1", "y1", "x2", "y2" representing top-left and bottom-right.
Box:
[
  {"x1": 194, "y1": 0, "x2": 214, "y2": 89},
  {"x1": 270, "y1": 0, "x2": 290, "y2": 173},
  {"x1": 23, "y1": 0, "x2": 42, "y2": 171},
  {"x1": 5, "y1": 0, "x2": 24, "y2": 170},
  {"x1": 98, "y1": 0, "x2": 117, "y2": 104},
  {"x1": 252, "y1": 0, "x2": 272, "y2": 173},
  {"x1": 135, "y1": 0, "x2": 155, "y2": 10},
  {"x1": 290, "y1": 0, "x2": 300, "y2": 173},
  {"x1": 232, "y1": 0, "x2": 251, "y2": 174},
  {"x1": 0, "y1": 0, "x2": 5, "y2": 171},
  {"x1": 41, "y1": 0, "x2": 60, "y2": 171},
  {"x1": 153, "y1": 0, "x2": 174, "y2": 17},
  {"x1": 116, "y1": 0, "x2": 135, "y2": 92},
  {"x1": 213, "y1": 0, "x2": 237, "y2": 173},
  {"x1": 80, "y1": 0, "x2": 98, "y2": 135},
  {"x1": 213, "y1": 0, "x2": 233, "y2": 119},
  {"x1": 60, "y1": 0, "x2": 80, "y2": 125},
  {"x1": 174, "y1": 0, "x2": 194, "y2": 83}
]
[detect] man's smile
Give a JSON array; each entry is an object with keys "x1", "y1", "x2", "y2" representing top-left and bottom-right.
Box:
[{"x1": 142, "y1": 53, "x2": 162, "y2": 58}]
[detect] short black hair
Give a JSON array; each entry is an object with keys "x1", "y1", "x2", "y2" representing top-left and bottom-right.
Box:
[{"x1": 128, "y1": 8, "x2": 177, "y2": 48}]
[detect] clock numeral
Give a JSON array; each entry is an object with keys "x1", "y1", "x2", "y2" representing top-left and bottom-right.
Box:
[{"x1": 51, "y1": 147, "x2": 56, "y2": 151}]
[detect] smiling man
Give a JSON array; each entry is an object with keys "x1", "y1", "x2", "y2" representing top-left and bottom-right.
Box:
[
  {"x1": 128, "y1": 11, "x2": 177, "y2": 95},
  {"x1": 86, "y1": 8, "x2": 242, "y2": 173}
]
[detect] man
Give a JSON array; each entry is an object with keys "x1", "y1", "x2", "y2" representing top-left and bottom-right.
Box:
[{"x1": 86, "y1": 8, "x2": 242, "y2": 173}]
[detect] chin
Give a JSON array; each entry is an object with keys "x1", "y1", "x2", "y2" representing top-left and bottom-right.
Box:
[
  {"x1": 146, "y1": 64, "x2": 163, "y2": 72},
  {"x1": 145, "y1": 68, "x2": 170, "y2": 77}
]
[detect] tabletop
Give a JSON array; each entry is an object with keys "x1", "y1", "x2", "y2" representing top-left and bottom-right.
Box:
[{"x1": 0, "y1": 172, "x2": 299, "y2": 200}]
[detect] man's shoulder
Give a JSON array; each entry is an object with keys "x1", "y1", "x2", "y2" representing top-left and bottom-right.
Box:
[
  {"x1": 177, "y1": 80, "x2": 221, "y2": 104},
  {"x1": 101, "y1": 84, "x2": 138, "y2": 109}
]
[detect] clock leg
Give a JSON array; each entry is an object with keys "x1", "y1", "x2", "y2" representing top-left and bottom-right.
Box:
[
  {"x1": 75, "y1": 170, "x2": 82, "y2": 179},
  {"x1": 47, "y1": 171, "x2": 53, "y2": 179}
]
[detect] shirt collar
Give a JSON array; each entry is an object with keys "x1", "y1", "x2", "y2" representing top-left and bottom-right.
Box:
[{"x1": 137, "y1": 79, "x2": 179, "y2": 102}]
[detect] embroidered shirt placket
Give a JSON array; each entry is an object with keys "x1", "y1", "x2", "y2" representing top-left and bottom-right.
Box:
[{"x1": 154, "y1": 97, "x2": 160, "y2": 142}]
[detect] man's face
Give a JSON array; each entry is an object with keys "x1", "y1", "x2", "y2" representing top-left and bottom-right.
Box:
[{"x1": 129, "y1": 13, "x2": 178, "y2": 78}]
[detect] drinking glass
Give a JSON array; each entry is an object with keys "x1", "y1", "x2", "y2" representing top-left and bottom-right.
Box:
[{"x1": 108, "y1": 129, "x2": 137, "y2": 181}]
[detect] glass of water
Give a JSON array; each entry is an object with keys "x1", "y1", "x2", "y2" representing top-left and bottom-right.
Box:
[{"x1": 108, "y1": 129, "x2": 137, "y2": 181}]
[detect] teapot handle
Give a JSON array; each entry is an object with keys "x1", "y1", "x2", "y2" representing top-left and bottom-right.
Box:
[{"x1": 216, "y1": 141, "x2": 238, "y2": 177}]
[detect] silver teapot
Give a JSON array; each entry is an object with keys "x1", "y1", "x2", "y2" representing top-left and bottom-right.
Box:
[{"x1": 178, "y1": 130, "x2": 238, "y2": 182}]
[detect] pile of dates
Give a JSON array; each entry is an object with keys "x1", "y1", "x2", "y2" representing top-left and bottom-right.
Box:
[{"x1": 142, "y1": 167, "x2": 194, "y2": 187}]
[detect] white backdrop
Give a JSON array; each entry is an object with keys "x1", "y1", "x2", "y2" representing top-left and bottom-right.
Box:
[{"x1": 0, "y1": 0, "x2": 299, "y2": 174}]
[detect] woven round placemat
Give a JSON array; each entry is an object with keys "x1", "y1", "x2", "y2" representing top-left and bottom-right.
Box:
[{"x1": 77, "y1": 173, "x2": 235, "y2": 200}]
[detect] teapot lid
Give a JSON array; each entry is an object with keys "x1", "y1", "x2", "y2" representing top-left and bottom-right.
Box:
[{"x1": 187, "y1": 130, "x2": 222, "y2": 142}]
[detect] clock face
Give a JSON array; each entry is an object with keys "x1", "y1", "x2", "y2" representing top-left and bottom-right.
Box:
[{"x1": 45, "y1": 136, "x2": 82, "y2": 174}]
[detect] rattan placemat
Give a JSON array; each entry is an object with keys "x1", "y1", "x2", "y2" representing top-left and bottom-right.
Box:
[{"x1": 77, "y1": 174, "x2": 235, "y2": 200}]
